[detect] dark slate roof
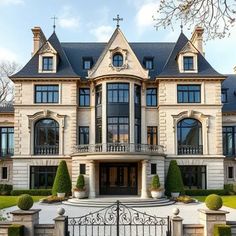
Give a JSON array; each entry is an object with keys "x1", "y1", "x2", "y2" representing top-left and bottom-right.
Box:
[
  {"x1": 159, "y1": 33, "x2": 223, "y2": 78},
  {"x1": 0, "y1": 104, "x2": 14, "y2": 113},
  {"x1": 222, "y1": 74, "x2": 236, "y2": 113},
  {"x1": 11, "y1": 31, "x2": 223, "y2": 80},
  {"x1": 12, "y1": 33, "x2": 78, "y2": 78},
  {"x1": 61, "y1": 42, "x2": 175, "y2": 79}
]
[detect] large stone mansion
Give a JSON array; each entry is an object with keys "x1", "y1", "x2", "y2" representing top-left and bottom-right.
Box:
[{"x1": 0, "y1": 25, "x2": 236, "y2": 198}]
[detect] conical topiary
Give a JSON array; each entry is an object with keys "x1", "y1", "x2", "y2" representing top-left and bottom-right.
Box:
[
  {"x1": 52, "y1": 160, "x2": 72, "y2": 196},
  {"x1": 165, "y1": 160, "x2": 185, "y2": 196},
  {"x1": 151, "y1": 175, "x2": 161, "y2": 190},
  {"x1": 76, "y1": 174, "x2": 85, "y2": 191}
]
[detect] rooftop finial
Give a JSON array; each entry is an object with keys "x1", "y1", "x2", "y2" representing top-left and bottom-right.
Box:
[
  {"x1": 113, "y1": 14, "x2": 123, "y2": 28},
  {"x1": 51, "y1": 16, "x2": 58, "y2": 32},
  {"x1": 180, "y1": 19, "x2": 183, "y2": 33}
]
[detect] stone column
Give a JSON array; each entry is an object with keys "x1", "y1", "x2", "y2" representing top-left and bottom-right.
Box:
[
  {"x1": 11, "y1": 209, "x2": 41, "y2": 236},
  {"x1": 141, "y1": 160, "x2": 149, "y2": 198},
  {"x1": 198, "y1": 209, "x2": 229, "y2": 236},
  {"x1": 102, "y1": 82, "x2": 107, "y2": 152},
  {"x1": 141, "y1": 82, "x2": 147, "y2": 144},
  {"x1": 171, "y1": 208, "x2": 183, "y2": 236},
  {"x1": 129, "y1": 82, "x2": 135, "y2": 148},
  {"x1": 90, "y1": 82, "x2": 96, "y2": 145},
  {"x1": 89, "y1": 160, "x2": 96, "y2": 198}
]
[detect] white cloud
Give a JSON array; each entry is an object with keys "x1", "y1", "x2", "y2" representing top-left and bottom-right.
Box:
[
  {"x1": 0, "y1": 0, "x2": 24, "y2": 5},
  {"x1": 58, "y1": 6, "x2": 79, "y2": 30},
  {"x1": 0, "y1": 47, "x2": 18, "y2": 62},
  {"x1": 90, "y1": 25, "x2": 113, "y2": 42}
]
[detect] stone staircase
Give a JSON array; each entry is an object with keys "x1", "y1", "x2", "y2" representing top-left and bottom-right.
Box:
[{"x1": 63, "y1": 196, "x2": 174, "y2": 208}]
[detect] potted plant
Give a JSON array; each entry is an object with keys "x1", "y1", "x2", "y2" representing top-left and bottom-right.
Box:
[
  {"x1": 74, "y1": 174, "x2": 86, "y2": 199},
  {"x1": 150, "y1": 175, "x2": 164, "y2": 199},
  {"x1": 165, "y1": 160, "x2": 185, "y2": 198}
]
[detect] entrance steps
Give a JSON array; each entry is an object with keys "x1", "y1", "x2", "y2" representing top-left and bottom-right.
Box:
[{"x1": 63, "y1": 196, "x2": 174, "y2": 208}]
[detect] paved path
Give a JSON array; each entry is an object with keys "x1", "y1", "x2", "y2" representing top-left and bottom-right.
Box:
[{"x1": 2, "y1": 201, "x2": 236, "y2": 224}]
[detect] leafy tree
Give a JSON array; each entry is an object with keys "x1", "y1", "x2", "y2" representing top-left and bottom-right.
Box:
[
  {"x1": 154, "y1": 0, "x2": 236, "y2": 40},
  {"x1": 165, "y1": 160, "x2": 185, "y2": 196},
  {"x1": 52, "y1": 160, "x2": 72, "y2": 196}
]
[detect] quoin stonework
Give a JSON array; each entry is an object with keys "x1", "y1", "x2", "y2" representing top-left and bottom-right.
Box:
[{"x1": 0, "y1": 25, "x2": 236, "y2": 198}]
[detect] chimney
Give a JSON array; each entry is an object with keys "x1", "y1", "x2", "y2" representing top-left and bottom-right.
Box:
[
  {"x1": 190, "y1": 26, "x2": 204, "y2": 56},
  {"x1": 234, "y1": 66, "x2": 236, "y2": 74},
  {"x1": 31, "y1": 26, "x2": 46, "y2": 56}
]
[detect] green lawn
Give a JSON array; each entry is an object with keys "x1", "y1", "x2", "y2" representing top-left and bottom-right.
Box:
[
  {"x1": 0, "y1": 196, "x2": 45, "y2": 209},
  {"x1": 194, "y1": 195, "x2": 236, "y2": 209}
]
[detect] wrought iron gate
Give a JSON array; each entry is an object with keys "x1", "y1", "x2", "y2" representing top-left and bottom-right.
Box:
[{"x1": 66, "y1": 200, "x2": 171, "y2": 236}]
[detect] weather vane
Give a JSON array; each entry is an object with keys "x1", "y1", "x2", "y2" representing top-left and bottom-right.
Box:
[
  {"x1": 51, "y1": 16, "x2": 58, "y2": 32},
  {"x1": 113, "y1": 14, "x2": 123, "y2": 28}
]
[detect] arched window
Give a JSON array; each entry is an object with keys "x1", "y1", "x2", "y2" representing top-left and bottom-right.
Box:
[
  {"x1": 34, "y1": 119, "x2": 59, "y2": 155},
  {"x1": 113, "y1": 53, "x2": 123, "y2": 67},
  {"x1": 177, "y1": 118, "x2": 202, "y2": 155}
]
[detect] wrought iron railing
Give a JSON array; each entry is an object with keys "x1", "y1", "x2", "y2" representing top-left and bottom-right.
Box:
[
  {"x1": 178, "y1": 145, "x2": 203, "y2": 155},
  {"x1": 34, "y1": 145, "x2": 59, "y2": 155},
  {"x1": 66, "y1": 200, "x2": 171, "y2": 236},
  {"x1": 73, "y1": 143, "x2": 164, "y2": 154},
  {"x1": 0, "y1": 148, "x2": 14, "y2": 157}
]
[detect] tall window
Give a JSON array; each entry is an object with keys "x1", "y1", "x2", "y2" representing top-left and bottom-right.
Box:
[
  {"x1": 0, "y1": 127, "x2": 14, "y2": 157},
  {"x1": 79, "y1": 127, "x2": 89, "y2": 145},
  {"x1": 228, "y1": 166, "x2": 234, "y2": 179},
  {"x1": 177, "y1": 118, "x2": 202, "y2": 155},
  {"x1": 42, "y1": 57, "x2": 53, "y2": 71},
  {"x1": 223, "y1": 126, "x2": 236, "y2": 156},
  {"x1": 113, "y1": 53, "x2": 123, "y2": 67},
  {"x1": 1, "y1": 167, "x2": 8, "y2": 180},
  {"x1": 183, "y1": 56, "x2": 194, "y2": 71},
  {"x1": 146, "y1": 88, "x2": 157, "y2": 107},
  {"x1": 79, "y1": 88, "x2": 90, "y2": 107},
  {"x1": 34, "y1": 119, "x2": 59, "y2": 155},
  {"x1": 30, "y1": 166, "x2": 57, "y2": 189},
  {"x1": 221, "y1": 89, "x2": 228, "y2": 103},
  {"x1": 143, "y1": 57, "x2": 154, "y2": 70},
  {"x1": 134, "y1": 85, "x2": 141, "y2": 105},
  {"x1": 96, "y1": 85, "x2": 102, "y2": 105},
  {"x1": 107, "y1": 117, "x2": 129, "y2": 143},
  {"x1": 147, "y1": 126, "x2": 157, "y2": 145},
  {"x1": 35, "y1": 85, "x2": 59, "y2": 103},
  {"x1": 96, "y1": 118, "x2": 102, "y2": 144},
  {"x1": 135, "y1": 119, "x2": 141, "y2": 144},
  {"x1": 177, "y1": 85, "x2": 201, "y2": 103},
  {"x1": 107, "y1": 83, "x2": 129, "y2": 103}
]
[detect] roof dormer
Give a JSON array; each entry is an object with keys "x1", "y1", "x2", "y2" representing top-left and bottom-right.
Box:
[
  {"x1": 38, "y1": 41, "x2": 58, "y2": 73},
  {"x1": 177, "y1": 41, "x2": 198, "y2": 73}
]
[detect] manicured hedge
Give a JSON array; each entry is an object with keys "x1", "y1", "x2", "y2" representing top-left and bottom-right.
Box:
[
  {"x1": 8, "y1": 224, "x2": 24, "y2": 236},
  {"x1": 11, "y1": 189, "x2": 52, "y2": 196},
  {"x1": 185, "y1": 189, "x2": 228, "y2": 196},
  {"x1": 214, "y1": 224, "x2": 231, "y2": 236},
  {"x1": 0, "y1": 184, "x2": 13, "y2": 195},
  {"x1": 224, "y1": 184, "x2": 235, "y2": 194}
]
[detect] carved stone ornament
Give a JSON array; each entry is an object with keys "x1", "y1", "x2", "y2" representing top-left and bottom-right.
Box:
[
  {"x1": 38, "y1": 42, "x2": 57, "y2": 55},
  {"x1": 109, "y1": 47, "x2": 129, "y2": 72}
]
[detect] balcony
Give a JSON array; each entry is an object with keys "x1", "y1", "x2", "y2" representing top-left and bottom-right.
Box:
[
  {"x1": 0, "y1": 148, "x2": 14, "y2": 157},
  {"x1": 73, "y1": 143, "x2": 164, "y2": 154},
  {"x1": 178, "y1": 145, "x2": 203, "y2": 155},
  {"x1": 34, "y1": 145, "x2": 59, "y2": 155}
]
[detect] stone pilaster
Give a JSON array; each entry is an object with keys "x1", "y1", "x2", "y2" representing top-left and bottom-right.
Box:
[
  {"x1": 141, "y1": 160, "x2": 148, "y2": 198},
  {"x1": 89, "y1": 160, "x2": 96, "y2": 198}
]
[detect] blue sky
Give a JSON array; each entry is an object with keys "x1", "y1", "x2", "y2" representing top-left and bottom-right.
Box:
[{"x1": 0, "y1": 0, "x2": 235, "y2": 74}]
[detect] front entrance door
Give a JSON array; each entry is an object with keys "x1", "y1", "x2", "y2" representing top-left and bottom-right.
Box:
[{"x1": 100, "y1": 163, "x2": 138, "y2": 195}]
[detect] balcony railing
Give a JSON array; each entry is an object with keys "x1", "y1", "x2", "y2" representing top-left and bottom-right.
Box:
[
  {"x1": 34, "y1": 145, "x2": 59, "y2": 155},
  {"x1": 0, "y1": 148, "x2": 14, "y2": 157},
  {"x1": 178, "y1": 145, "x2": 203, "y2": 155},
  {"x1": 73, "y1": 143, "x2": 164, "y2": 154}
]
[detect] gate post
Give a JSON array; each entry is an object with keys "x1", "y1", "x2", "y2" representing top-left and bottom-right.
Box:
[
  {"x1": 54, "y1": 208, "x2": 68, "y2": 236},
  {"x1": 116, "y1": 200, "x2": 120, "y2": 236},
  {"x1": 171, "y1": 208, "x2": 183, "y2": 236}
]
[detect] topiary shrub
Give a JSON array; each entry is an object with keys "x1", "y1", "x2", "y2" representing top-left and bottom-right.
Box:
[
  {"x1": 165, "y1": 160, "x2": 185, "y2": 196},
  {"x1": 151, "y1": 175, "x2": 161, "y2": 190},
  {"x1": 0, "y1": 184, "x2": 13, "y2": 195},
  {"x1": 17, "y1": 194, "x2": 33, "y2": 210},
  {"x1": 205, "y1": 194, "x2": 223, "y2": 210},
  {"x1": 8, "y1": 224, "x2": 24, "y2": 236},
  {"x1": 75, "y1": 175, "x2": 85, "y2": 191},
  {"x1": 214, "y1": 224, "x2": 231, "y2": 236},
  {"x1": 52, "y1": 160, "x2": 72, "y2": 196}
]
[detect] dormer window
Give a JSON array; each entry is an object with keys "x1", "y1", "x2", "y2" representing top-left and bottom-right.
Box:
[
  {"x1": 143, "y1": 57, "x2": 153, "y2": 70},
  {"x1": 42, "y1": 57, "x2": 53, "y2": 71},
  {"x1": 183, "y1": 56, "x2": 194, "y2": 71},
  {"x1": 113, "y1": 53, "x2": 123, "y2": 67},
  {"x1": 83, "y1": 57, "x2": 93, "y2": 70},
  {"x1": 221, "y1": 89, "x2": 228, "y2": 103}
]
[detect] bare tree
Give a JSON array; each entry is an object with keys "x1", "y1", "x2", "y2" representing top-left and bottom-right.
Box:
[
  {"x1": 0, "y1": 61, "x2": 20, "y2": 105},
  {"x1": 154, "y1": 0, "x2": 236, "y2": 40}
]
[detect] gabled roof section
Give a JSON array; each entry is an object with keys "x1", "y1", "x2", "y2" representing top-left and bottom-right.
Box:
[
  {"x1": 158, "y1": 33, "x2": 224, "y2": 78},
  {"x1": 179, "y1": 41, "x2": 198, "y2": 55},
  {"x1": 11, "y1": 32, "x2": 78, "y2": 79},
  {"x1": 87, "y1": 28, "x2": 149, "y2": 79}
]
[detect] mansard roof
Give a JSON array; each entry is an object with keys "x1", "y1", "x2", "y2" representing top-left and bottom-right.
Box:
[
  {"x1": 11, "y1": 29, "x2": 224, "y2": 80},
  {"x1": 222, "y1": 74, "x2": 236, "y2": 113}
]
